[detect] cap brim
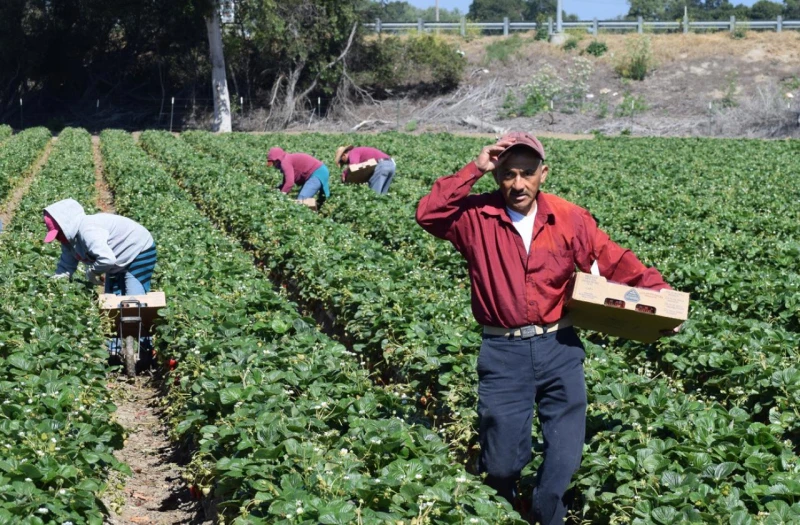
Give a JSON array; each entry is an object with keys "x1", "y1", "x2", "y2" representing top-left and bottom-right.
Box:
[{"x1": 44, "y1": 230, "x2": 59, "y2": 243}]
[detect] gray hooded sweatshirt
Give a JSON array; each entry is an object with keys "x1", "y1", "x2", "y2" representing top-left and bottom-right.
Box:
[{"x1": 45, "y1": 199, "x2": 154, "y2": 276}]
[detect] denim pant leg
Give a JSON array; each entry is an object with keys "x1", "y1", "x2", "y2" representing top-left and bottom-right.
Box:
[
  {"x1": 477, "y1": 335, "x2": 536, "y2": 503},
  {"x1": 531, "y1": 328, "x2": 587, "y2": 525},
  {"x1": 124, "y1": 272, "x2": 146, "y2": 295},
  {"x1": 297, "y1": 176, "x2": 322, "y2": 200},
  {"x1": 367, "y1": 160, "x2": 394, "y2": 195},
  {"x1": 378, "y1": 161, "x2": 396, "y2": 194}
]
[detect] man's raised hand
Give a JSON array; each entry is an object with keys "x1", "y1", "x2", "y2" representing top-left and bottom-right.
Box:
[{"x1": 475, "y1": 138, "x2": 517, "y2": 174}]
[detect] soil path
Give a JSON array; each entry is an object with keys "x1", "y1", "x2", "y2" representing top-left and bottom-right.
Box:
[
  {"x1": 104, "y1": 380, "x2": 203, "y2": 525},
  {"x1": 94, "y1": 135, "x2": 207, "y2": 525},
  {"x1": 0, "y1": 138, "x2": 54, "y2": 228},
  {"x1": 93, "y1": 136, "x2": 116, "y2": 213}
]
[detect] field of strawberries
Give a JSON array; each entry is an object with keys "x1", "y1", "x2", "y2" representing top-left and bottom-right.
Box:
[{"x1": 0, "y1": 125, "x2": 798, "y2": 524}]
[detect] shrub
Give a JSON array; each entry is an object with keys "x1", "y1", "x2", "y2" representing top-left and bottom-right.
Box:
[
  {"x1": 585, "y1": 40, "x2": 608, "y2": 57},
  {"x1": 484, "y1": 34, "x2": 524, "y2": 64},
  {"x1": 614, "y1": 35, "x2": 653, "y2": 81},
  {"x1": 721, "y1": 73, "x2": 739, "y2": 108},
  {"x1": 564, "y1": 57, "x2": 593, "y2": 110},
  {"x1": 614, "y1": 93, "x2": 648, "y2": 117},
  {"x1": 354, "y1": 34, "x2": 466, "y2": 93},
  {"x1": 517, "y1": 64, "x2": 561, "y2": 116},
  {"x1": 562, "y1": 37, "x2": 579, "y2": 51},
  {"x1": 731, "y1": 24, "x2": 748, "y2": 40},
  {"x1": 534, "y1": 14, "x2": 549, "y2": 41}
]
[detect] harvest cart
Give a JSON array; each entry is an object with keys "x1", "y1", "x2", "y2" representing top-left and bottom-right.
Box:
[{"x1": 99, "y1": 291, "x2": 166, "y2": 377}]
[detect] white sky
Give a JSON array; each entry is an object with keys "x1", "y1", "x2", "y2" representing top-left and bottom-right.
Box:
[{"x1": 406, "y1": 0, "x2": 762, "y2": 20}]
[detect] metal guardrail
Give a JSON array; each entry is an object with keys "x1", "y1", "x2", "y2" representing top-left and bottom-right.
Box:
[{"x1": 366, "y1": 16, "x2": 799, "y2": 36}]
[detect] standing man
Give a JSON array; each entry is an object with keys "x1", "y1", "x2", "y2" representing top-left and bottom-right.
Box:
[
  {"x1": 267, "y1": 147, "x2": 331, "y2": 202},
  {"x1": 335, "y1": 145, "x2": 396, "y2": 195},
  {"x1": 416, "y1": 132, "x2": 676, "y2": 524}
]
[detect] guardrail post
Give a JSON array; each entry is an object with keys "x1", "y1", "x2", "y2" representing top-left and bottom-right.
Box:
[
  {"x1": 637, "y1": 16, "x2": 643, "y2": 34},
  {"x1": 777, "y1": 15, "x2": 782, "y2": 32},
  {"x1": 592, "y1": 17, "x2": 598, "y2": 35},
  {"x1": 418, "y1": 18, "x2": 424, "y2": 33},
  {"x1": 548, "y1": 17, "x2": 553, "y2": 36},
  {"x1": 460, "y1": 16, "x2": 466, "y2": 36},
  {"x1": 683, "y1": 13, "x2": 689, "y2": 33},
  {"x1": 503, "y1": 17, "x2": 509, "y2": 36},
  {"x1": 375, "y1": 18, "x2": 381, "y2": 34},
  {"x1": 729, "y1": 15, "x2": 735, "y2": 32}
]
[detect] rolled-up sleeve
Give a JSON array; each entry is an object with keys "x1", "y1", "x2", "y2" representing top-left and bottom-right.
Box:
[
  {"x1": 573, "y1": 208, "x2": 670, "y2": 291},
  {"x1": 416, "y1": 162, "x2": 483, "y2": 250}
]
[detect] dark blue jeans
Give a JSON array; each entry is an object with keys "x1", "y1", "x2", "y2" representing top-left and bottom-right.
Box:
[{"x1": 477, "y1": 327, "x2": 586, "y2": 525}]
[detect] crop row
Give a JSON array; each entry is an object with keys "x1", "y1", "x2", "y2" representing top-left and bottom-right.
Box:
[
  {"x1": 0, "y1": 128, "x2": 127, "y2": 523},
  {"x1": 150, "y1": 130, "x2": 800, "y2": 523},
  {"x1": 186, "y1": 131, "x2": 800, "y2": 444},
  {"x1": 0, "y1": 125, "x2": 11, "y2": 144},
  {"x1": 180, "y1": 132, "x2": 465, "y2": 280},
  {"x1": 99, "y1": 129, "x2": 518, "y2": 524},
  {"x1": 0, "y1": 127, "x2": 51, "y2": 205}
]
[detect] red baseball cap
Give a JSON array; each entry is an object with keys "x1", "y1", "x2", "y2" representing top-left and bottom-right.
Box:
[
  {"x1": 43, "y1": 212, "x2": 60, "y2": 243},
  {"x1": 497, "y1": 131, "x2": 546, "y2": 161}
]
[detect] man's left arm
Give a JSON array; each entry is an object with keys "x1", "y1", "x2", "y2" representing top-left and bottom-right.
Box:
[{"x1": 573, "y1": 209, "x2": 671, "y2": 291}]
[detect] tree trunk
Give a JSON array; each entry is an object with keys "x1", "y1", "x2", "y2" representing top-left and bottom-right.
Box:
[
  {"x1": 281, "y1": 62, "x2": 304, "y2": 129},
  {"x1": 205, "y1": 10, "x2": 232, "y2": 133}
]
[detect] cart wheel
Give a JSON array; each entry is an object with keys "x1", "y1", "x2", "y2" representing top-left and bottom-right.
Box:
[{"x1": 123, "y1": 335, "x2": 137, "y2": 378}]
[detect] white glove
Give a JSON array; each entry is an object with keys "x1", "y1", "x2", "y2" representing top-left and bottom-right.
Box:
[
  {"x1": 85, "y1": 268, "x2": 104, "y2": 286},
  {"x1": 51, "y1": 272, "x2": 71, "y2": 280}
]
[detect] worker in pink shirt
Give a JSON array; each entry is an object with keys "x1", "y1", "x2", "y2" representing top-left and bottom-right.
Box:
[
  {"x1": 334, "y1": 145, "x2": 396, "y2": 195},
  {"x1": 267, "y1": 147, "x2": 331, "y2": 201}
]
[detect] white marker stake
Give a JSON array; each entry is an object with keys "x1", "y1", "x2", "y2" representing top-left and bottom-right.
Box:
[{"x1": 169, "y1": 97, "x2": 175, "y2": 132}]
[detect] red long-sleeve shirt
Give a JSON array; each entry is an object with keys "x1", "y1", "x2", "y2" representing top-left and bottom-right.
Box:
[
  {"x1": 416, "y1": 161, "x2": 670, "y2": 328},
  {"x1": 278, "y1": 153, "x2": 323, "y2": 193}
]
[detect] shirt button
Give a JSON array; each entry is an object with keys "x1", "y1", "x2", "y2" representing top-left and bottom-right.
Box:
[{"x1": 528, "y1": 300, "x2": 535, "y2": 305}]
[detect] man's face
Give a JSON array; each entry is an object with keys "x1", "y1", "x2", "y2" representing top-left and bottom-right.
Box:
[
  {"x1": 494, "y1": 149, "x2": 548, "y2": 215},
  {"x1": 267, "y1": 159, "x2": 276, "y2": 168},
  {"x1": 340, "y1": 152, "x2": 349, "y2": 166}
]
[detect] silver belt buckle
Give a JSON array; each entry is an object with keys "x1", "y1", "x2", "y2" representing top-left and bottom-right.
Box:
[{"x1": 520, "y1": 325, "x2": 537, "y2": 339}]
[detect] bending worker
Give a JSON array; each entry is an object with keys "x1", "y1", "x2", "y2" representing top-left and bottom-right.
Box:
[
  {"x1": 416, "y1": 132, "x2": 677, "y2": 524},
  {"x1": 267, "y1": 147, "x2": 331, "y2": 202},
  {"x1": 44, "y1": 198, "x2": 156, "y2": 295},
  {"x1": 335, "y1": 145, "x2": 395, "y2": 195}
]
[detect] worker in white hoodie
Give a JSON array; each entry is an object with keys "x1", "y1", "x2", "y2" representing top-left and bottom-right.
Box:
[{"x1": 43, "y1": 198, "x2": 157, "y2": 296}]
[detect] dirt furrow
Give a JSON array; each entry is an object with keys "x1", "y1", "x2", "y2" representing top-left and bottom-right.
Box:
[
  {"x1": 0, "y1": 138, "x2": 54, "y2": 229},
  {"x1": 93, "y1": 135, "x2": 116, "y2": 213},
  {"x1": 94, "y1": 135, "x2": 206, "y2": 525}
]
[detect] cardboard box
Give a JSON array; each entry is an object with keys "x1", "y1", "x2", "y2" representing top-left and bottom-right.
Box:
[
  {"x1": 344, "y1": 158, "x2": 378, "y2": 184},
  {"x1": 299, "y1": 198, "x2": 318, "y2": 211},
  {"x1": 99, "y1": 291, "x2": 166, "y2": 310},
  {"x1": 565, "y1": 273, "x2": 689, "y2": 343},
  {"x1": 99, "y1": 291, "x2": 167, "y2": 336}
]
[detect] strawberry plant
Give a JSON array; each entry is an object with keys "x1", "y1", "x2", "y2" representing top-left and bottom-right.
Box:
[
  {"x1": 146, "y1": 130, "x2": 800, "y2": 523},
  {"x1": 0, "y1": 127, "x2": 51, "y2": 205},
  {"x1": 0, "y1": 128, "x2": 127, "y2": 523},
  {"x1": 100, "y1": 130, "x2": 521, "y2": 524},
  {"x1": 0, "y1": 124, "x2": 11, "y2": 144}
]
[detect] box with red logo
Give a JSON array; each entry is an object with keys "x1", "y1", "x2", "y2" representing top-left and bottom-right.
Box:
[{"x1": 565, "y1": 272, "x2": 689, "y2": 343}]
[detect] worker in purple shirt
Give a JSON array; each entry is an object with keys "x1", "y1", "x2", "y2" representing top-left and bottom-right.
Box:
[
  {"x1": 267, "y1": 147, "x2": 331, "y2": 201},
  {"x1": 335, "y1": 145, "x2": 396, "y2": 195}
]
